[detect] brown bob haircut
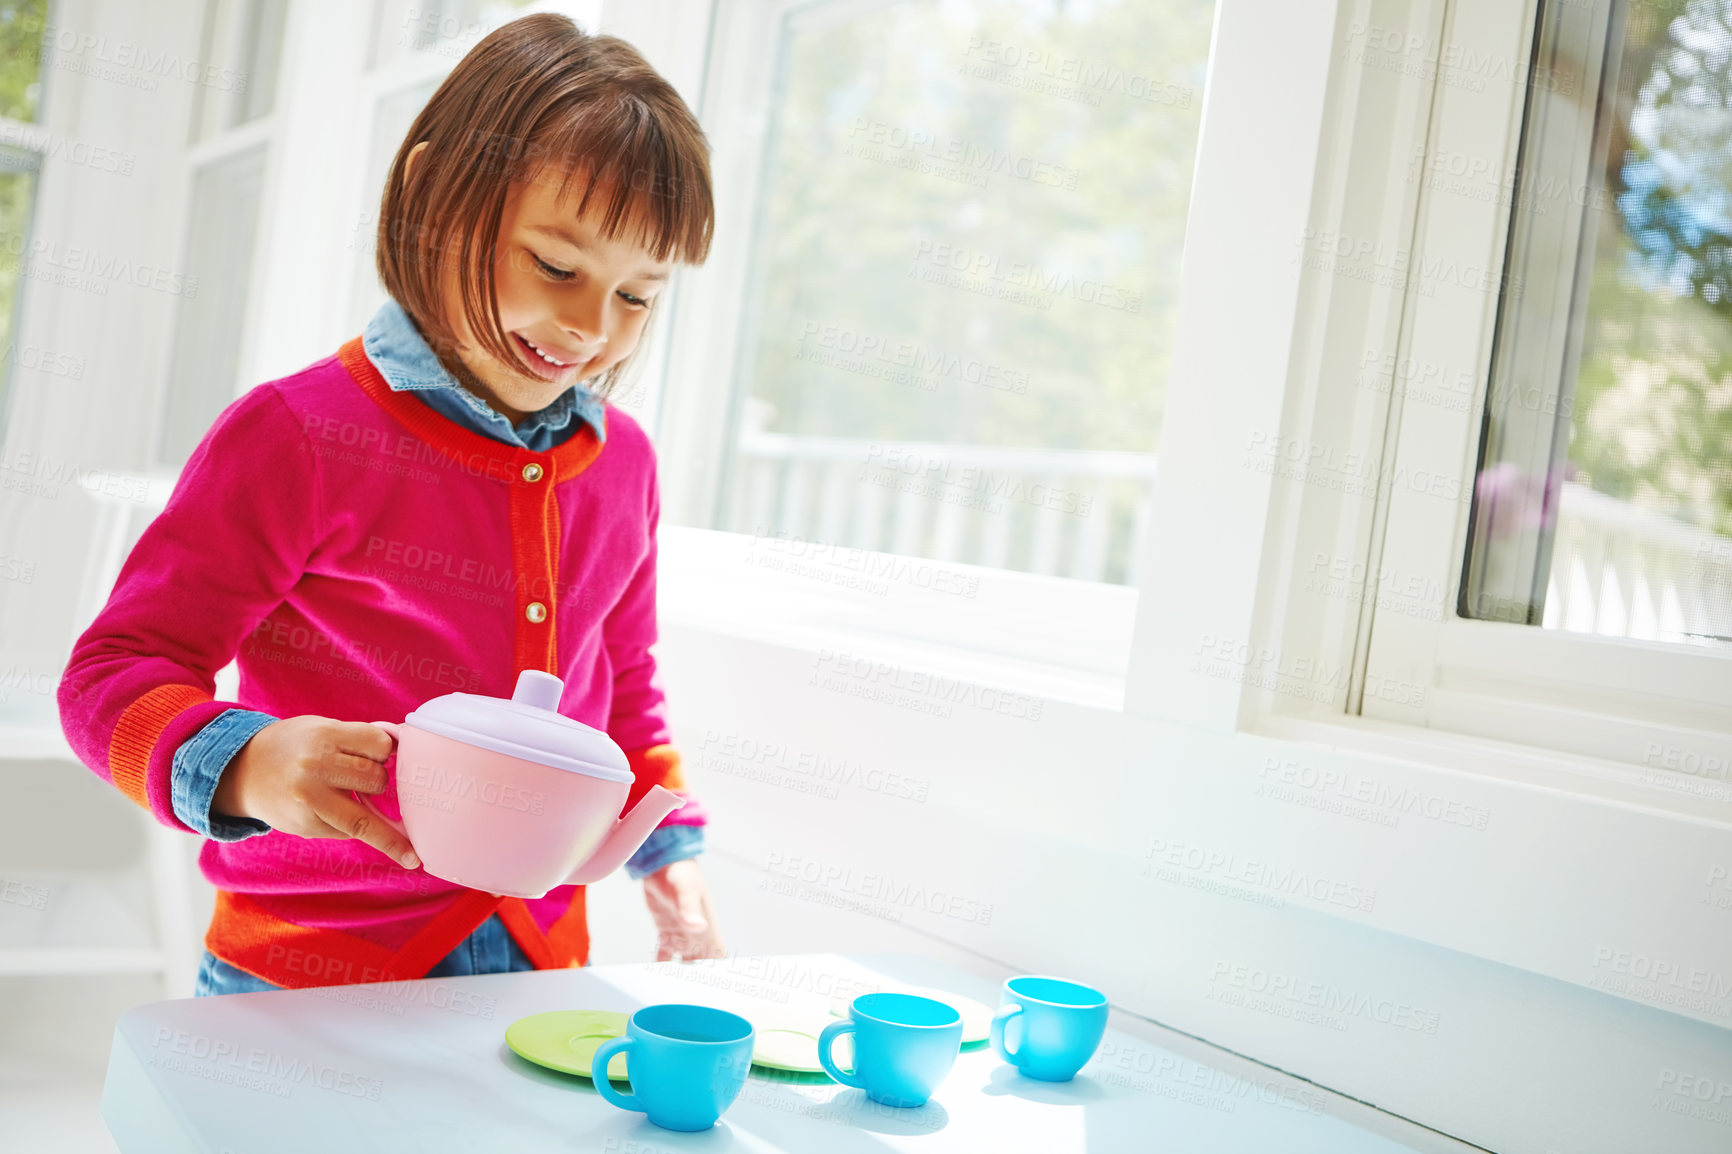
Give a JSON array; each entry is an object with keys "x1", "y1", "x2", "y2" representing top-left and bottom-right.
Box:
[{"x1": 376, "y1": 13, "x2": 714, "y2": 398}]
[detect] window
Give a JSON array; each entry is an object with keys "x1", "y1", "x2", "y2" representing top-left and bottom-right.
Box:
[
  {"x1": 1463, "y1": 0, "x2": 1732, "y2": 649},
  {"x1": 0, "y1": 0, "x2": 50, "y2": 442},
  {"x1": 1361, "y1": 0, "x2": 1732, "y2": 778},
  {"x1": 187, "y1": 0, "x2": 285, "y2": 141},
  {"x1": 661, "y1": 0, "x2": 1215, "y2": 588},
  {"x1": 157, "y1": 144, "x2": 268, "y2": 465},
  {"x1": 152, "y1": 0, "x2": 286, "y2": 466}
]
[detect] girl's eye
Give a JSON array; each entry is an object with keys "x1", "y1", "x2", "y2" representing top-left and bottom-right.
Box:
[
  {"x1": 530, "y1": 253, "x2": 573, "y2": 280},
  {"x1": 529, "y1": 252, "x2": 647, "y2": 307}
]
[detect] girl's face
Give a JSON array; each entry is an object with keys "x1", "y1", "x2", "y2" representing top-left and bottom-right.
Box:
[{"x1": 443, "y1": 168, "x2": 673, "y2": 424}]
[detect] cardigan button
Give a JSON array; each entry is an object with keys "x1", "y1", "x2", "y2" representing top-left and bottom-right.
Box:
[
  {"x1": 521, "y1": 463, "x2": 544, "y2": 483},
  {"x1": 525, "y1": 601, "x2": 548, "y2": 624}
]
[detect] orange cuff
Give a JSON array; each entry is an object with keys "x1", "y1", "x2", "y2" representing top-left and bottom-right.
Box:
[{"x1": 108, "y1": 683, "x2": 213, "y2": 810}]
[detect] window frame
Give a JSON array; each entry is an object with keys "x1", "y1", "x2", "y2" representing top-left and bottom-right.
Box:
[
  {"x1": 1360, "y1": 0, "x2": 1732, "y2": 784},
  {"x1": 0, "y1": 130, "x2": 45, "y2": 443}
]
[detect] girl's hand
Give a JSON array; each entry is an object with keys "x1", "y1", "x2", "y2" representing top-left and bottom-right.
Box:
[
  {"x1": 211, "y1": 717, "x2": 420, "y2": 869},
  {"x1": 644, "y1": 858, "x2": 727, "y2": 962}
]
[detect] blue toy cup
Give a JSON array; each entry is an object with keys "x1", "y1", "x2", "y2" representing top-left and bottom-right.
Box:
[
  {"x1": 590, "y1": 1004, "x2": 755, "y2": 1131},
  {"x1": 990, "y1": 975, "x2": 1109, "y2": 1082},
  {"x1": 817, "y1": 992, "x2": 962, "y2": 1108}
]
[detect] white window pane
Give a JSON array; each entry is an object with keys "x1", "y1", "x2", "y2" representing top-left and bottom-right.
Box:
[
  {"x1": 0, "y1": 149, "x2": 40, "y2": 433},
  {"x1": 348, "y1": 78, "x2": 440, "y2": 334},
  {"x1": 367, "y1": 0, "x2": 542, "y2": 72},
  {"x1": 698, "y1": 0, "x2": 1214, "y2": 586},
  {"x1": 157, "y1": 144, "x2": 267, "y2": 466},
  {"x1": 189, "y1": 0, "x2": 287, "y2": 141},
  {"x1": 1464, "y1": 0, "x2": 1732, "y2": 648}
]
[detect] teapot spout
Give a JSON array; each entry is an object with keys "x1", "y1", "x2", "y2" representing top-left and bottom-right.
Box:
[{"x1": 564, "y1": 786, "x2": 686, "y2": 885}]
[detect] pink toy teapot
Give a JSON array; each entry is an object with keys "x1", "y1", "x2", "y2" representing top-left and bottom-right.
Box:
[{"x1": 359, "y1": 670, "x2": 684, "y2": 899}]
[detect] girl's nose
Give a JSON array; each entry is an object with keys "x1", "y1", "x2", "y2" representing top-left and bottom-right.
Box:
[{"x1": 558, "y1": 292, "x2": 609, "y2": 345}]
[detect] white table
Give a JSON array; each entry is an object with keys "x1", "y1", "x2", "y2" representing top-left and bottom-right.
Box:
[{"x1": 101, "y1": 952, "x2": 1440, "y2": 1153}]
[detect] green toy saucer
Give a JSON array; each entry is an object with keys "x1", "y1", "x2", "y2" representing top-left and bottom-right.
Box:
[
  {"x1": 505, "y1": 1010, "x2": 630, "y2": 1081},
  {"x1": 751, "y1": 1012, "x2": 851, "y2": 1074}
]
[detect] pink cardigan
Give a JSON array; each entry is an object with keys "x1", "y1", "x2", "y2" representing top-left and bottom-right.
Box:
[{"x1": 57, "y1": 338, "x2": 703, "y2": 986}]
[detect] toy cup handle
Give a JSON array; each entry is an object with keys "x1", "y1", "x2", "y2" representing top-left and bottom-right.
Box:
[
  {"x1": 590, "y1": 1038, "x2": 639, "y2": 1111},
  {"x1": 817, "y1": 1020, "x2": 863, "y2": 1088},
  {"x1": 991, "y1": 1003, "x2": 1026, "y2": 1067},
  {"x1": 352, "y1": 721, "x2": 409, "y2": 841}
]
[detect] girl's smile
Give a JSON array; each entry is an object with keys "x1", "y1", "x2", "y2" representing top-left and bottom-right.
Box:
[{"x1": 510, "y1": 330, "x2": 601, "y2": 382}]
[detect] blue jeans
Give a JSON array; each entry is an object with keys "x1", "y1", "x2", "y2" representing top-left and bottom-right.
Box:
[{"x1": 194, "y1": 912, "x2": 542, "y2": 995}]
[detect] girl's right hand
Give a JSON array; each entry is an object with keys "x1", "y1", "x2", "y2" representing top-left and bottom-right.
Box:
[{"x1": 211, "y1": 716, "x2": 420, "y2": 869}]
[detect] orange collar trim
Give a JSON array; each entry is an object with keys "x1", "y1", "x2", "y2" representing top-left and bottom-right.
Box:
[{"x1": 336, "y1": 337, "x2": 605, "y2": 484}]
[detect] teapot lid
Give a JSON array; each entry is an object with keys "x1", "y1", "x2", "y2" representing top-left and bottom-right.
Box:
[{"x1": 405, "y1": 670, "x2": 633, "y2": 784}]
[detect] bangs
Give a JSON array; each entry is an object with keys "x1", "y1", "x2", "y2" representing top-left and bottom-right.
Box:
[{"x1": 530, "y1": 96, "x2": 713, "y2": 267}]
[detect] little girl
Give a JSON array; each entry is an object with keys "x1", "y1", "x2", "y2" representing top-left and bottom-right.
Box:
[{"x1": 57, "y1": 14, "x2": 724, "y2": 994}]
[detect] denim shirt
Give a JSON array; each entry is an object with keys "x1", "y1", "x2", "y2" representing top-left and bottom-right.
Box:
[
  {"x1": 168, "y1": 300, "x2": 702, "y2": 881},
  {"x1": 361, "y1": 297, "x2": 609, "y2": 450}
]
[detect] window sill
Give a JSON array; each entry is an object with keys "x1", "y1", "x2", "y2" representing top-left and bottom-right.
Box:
[
  {"x1": 1255, "y1": 712, "x2": 1732, "y2": 832},
  {"x1": 656, "y1": 526, "x2": 1135, "y2": 710}
]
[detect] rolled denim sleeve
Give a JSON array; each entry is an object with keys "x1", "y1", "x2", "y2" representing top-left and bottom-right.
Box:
[
  {"x1": 623, "y1": 823, "x2": 705, "y2": 881},
  {"x1": 170, "y1": 708, "x2": 277, "y2": 841}
]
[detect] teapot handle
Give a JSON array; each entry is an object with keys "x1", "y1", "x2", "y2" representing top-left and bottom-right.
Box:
[{"x1": 352, "y1": 720, "x2": 410, "y2": 842}]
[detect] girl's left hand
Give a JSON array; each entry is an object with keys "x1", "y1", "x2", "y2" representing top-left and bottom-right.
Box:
[{"x1": 644, "y1": 859, "x2": 727, "y2": 962}]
